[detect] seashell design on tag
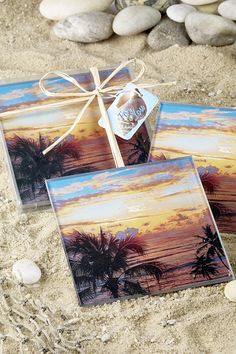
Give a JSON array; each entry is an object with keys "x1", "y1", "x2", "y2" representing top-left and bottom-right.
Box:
[
  {"x1": 116, "y1": 88, "x2": 147, "y2": 136},
  {"x1": 98, "y1": 82, "x2": 158, "y2": 140}
]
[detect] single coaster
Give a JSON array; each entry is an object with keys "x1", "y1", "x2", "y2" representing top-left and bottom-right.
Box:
[
  {"x1": 0, "y1": 68, "x2": 150, "y2": 211},
  {"x1": 47, "y1": 156, "x2": 233, "y2": 306},
  {"x1": 149, "y1": 102, "x2": 236, "y2": 233}
]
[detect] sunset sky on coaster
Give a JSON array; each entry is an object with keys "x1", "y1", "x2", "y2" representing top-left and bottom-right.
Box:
[{"x1": 47, "y1": 157, "x2": 210, "y2": 237}]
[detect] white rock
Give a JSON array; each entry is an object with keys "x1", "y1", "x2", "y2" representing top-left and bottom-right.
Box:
[
  {"x1": 12, "y1": 259, "x2": 41, "y2": 285},
  {"x1": 182, "y1": 0, "x2": 217, "y2": 6},
  {"x1": 54, "y1": 12, "x2": 114, "y2": 43},
  {"x1": 167, "y1": 4, "x2": 196, "y2": 23},
  {"x1": 224, "y1": 280, "x2": 236, "y2": 302},
  {"x1": 185, "y1": 12, "x2": 236, "y2": 46},
  {"x1": 100, "y1": 333, "x2": 111, "y2": 342},
  {"x1": 218, "y1": 0, "x2": 236, "y2": 21},
  {"x1": 159, "y1": 320, "x2": 167, "y2": 327},
  {"x1": 39, "y1": 0, "x2": 113, "y2": 21},
  {"x1": 115, "y1": 0, "x2": 178, "y2": 12},
  {"x1": 167, "y1": 319, "x2": 176, "y2": 325},
  {"x1": 208, "y1": 91, "x2": 216, "y2": 97},
  {"x1": 113, "y1": 5, "x2": 161, "y2": 36}
]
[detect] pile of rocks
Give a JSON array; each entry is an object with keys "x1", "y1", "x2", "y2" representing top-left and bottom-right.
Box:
[
  {"x1": 166, "y1": 1, "x2": 236, "y2": 46},
  {"x1": 39, "y1": 0, "x2": 236, "y2": 50}
]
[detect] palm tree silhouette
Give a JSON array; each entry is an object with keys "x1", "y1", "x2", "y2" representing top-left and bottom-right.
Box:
[
  {"x1": 127, "y1": 133, "x2": 150, "y2": 165},
  {"x1": 65, "y1": 229, "x2": 165, "y2": 303},
  {"x1": 209, "y1": 202, "x2": 229, "y2": 220},
  {"x1": 198, "y1": 169, "x2": 228, "y2": 220},
  {"x1": 191, "y1": 255, "x2": 219, "y2": 280},
  {"x1": 199, "y1": 170, "x2": 220, "y2": 194},
  {"x1": 153, "y1": 152, "x2": 167, "y2": 162},
  {"x1": 195, "y1": 224, "x2": 229, "y2": 269},
  {"x1": 8, "y1": 134, "x2": 80, "y2": 200}
]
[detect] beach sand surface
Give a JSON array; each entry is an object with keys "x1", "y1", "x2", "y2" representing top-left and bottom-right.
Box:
[{"x1": 0, "y1": 1, "x2": 236, "y2": 353}]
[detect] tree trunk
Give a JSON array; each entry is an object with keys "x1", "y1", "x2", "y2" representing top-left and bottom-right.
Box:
[
  {"x1": 106, "y1": 278, "x2": 119, "y2": 299},
  {"x1": 215, "y1": 250, "x2": 229, "y2": 270},
  {"x1": 110, "y1": 288, "x2": 119, "y2": 298}
]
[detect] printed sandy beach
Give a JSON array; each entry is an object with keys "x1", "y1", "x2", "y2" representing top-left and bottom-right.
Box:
[
  {"x1": 47, "y1": 157, "x2": 233, "y2": 306},
  {"x1": 150, "y1": 103, "x2": 236, "y2": 233}
]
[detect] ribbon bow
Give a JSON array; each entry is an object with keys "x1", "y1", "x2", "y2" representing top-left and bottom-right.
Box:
[
  {"x1": 1, "y1": 59, "x2": 176, "y2": 168},
  {"x1": 39, "y1": 59, "x2": 176, "y2": 167}
]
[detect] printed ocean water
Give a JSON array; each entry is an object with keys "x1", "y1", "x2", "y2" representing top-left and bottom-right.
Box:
[
  {"x1": 47, "y1": 157, "x2": 233, "y2": 306},
  {"x1": 0, "y1": 67, "x2": 151, "y2": 211},
  {"x1": 149, "y1": 103, "x2": 236, "y2": 234}
]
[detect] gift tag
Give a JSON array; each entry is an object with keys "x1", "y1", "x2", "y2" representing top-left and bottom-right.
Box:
[{"x1": 98, "y1": 83, "x2": 158, "y2": 140}]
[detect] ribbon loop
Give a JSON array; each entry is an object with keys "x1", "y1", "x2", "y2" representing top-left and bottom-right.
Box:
[
  {"x1": 39, "y1": 58, "x2": 153, "y2": 164},
  {"x1": 39, "y1": 71, "x2": 91, "y2": 98}
]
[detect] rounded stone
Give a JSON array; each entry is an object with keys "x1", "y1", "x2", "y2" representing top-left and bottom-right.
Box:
[
  {"x1": 101, "y1": 333, "x2": 111, "y2": 342},
  {"x1": 115, "y1": 0, "x2": 178, "y2": 12},
  {"x1": 182, "y1": 0, "x2": 217, "y2": 6},
  {"x1": 39, "y1": 0, "x2": 113, "y2": 21},
  {"x1": 224, "y1": 280, "x2": 236, "y2": 302},
  {"x1": 218, "y1": 0, "x2": 236, "y2": 21},
  {"x1": 106, "y1": 2, "x2": 120, "y2": 14},
  {"x1": 113, "y1": 5, "x2": 161, "y2": 36},
  {"x1": 148, "y1": 17, "x2": 190, "y2": 50},
  {"x1": 196, "y1": 2, "x2": 220, "y2": 13},
  {"x1": 167, "y1": 4, "x2": 196, "y2": 23},
  {"x1": 12, "y1": 259, "x2": 41, "y2": 285},
  {"x1": 185, "y1": 12, "x2": 236, "y2": 46},
  {"x1": 54, "y1": 12, "x2": 114, "y2": 43}
]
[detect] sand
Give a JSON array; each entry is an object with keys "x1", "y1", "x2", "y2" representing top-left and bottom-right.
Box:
[{"x1": 0, "y1": 0, "x2": 236, "y2": 353}]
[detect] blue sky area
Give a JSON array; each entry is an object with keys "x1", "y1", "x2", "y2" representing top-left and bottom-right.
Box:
[
  {"x1": 158, "y1": 102, "x2": 236, "y2": 129},
  {"x1": 47, "y1": 157, "x2": 193, "y2": 204},
  {"x1": 0, "y1": 68, "x2": 130, "y2": 109}
]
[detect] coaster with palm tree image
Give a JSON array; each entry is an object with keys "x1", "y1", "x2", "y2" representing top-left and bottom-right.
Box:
[
  {"x1": 46, "y1": 156, "x2": 234, "y2": 306},
  {"x1": 0, "y1": 67, "x2": 150, "y2": 210},
  {"x1": 149, "y1": 102, "x2": 236, "y2": 234}
]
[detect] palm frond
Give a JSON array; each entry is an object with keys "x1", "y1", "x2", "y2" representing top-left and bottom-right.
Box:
[
  {"x1": 210, "y1": 202, "x2": 228, "y2": 220},
  {"x1": 191, "y1": 255, "x2": 219, "y2": 279},
  {"x1": 78, "y1": 287, "x2": 94, "y2": 304},
  {"x1": 117, "y1": 235, "x2": 144, "y2": 255},
  {"x1": 7, "y1": 134, "x2": 81, "y2": 200},
  {"x1": 125, "y1": 262, "x2": 165, "y2": 281},
  {"x1": 196, "y1": 243, "x2": 208, "y2": 254},
  {"x1": 199, "y1": 171, "x2": 220, "y2": 194},
  {"x1": 153, "y1": 152, "x2": 167, "y2": 161},
  {"x1": 65, "y1": 231, "x2": 101, "y2": 257},
  {"x1": 70, "y1": 257, "x2": 92, "y2": 275},
  {"x1": 19, "y1": 188, "x2": 33, "y2": 201},
  {"x1": 123, "y1": 280, "x2": 147, "y2": 295},
  {"x1": 55, "y1": 140, "x2": 80, "y2": 160},
  {"x1": 75, "y1": 275, "x2": 95, "y2": 287},
  {"x1": 127, "y1": 133, "x2": 150, "y2": 165},
  {"x1": 109, "y1": 253, "x2": 129, "y2": 273}
]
